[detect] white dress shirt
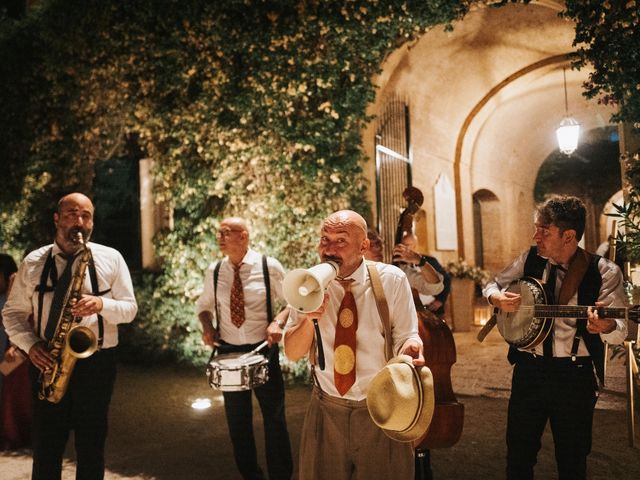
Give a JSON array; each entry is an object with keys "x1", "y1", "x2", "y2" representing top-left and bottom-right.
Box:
[
  {"x1": 196, "y1": 249, "x2": 286, "y2": 345},
  {"x1": 482, "y1": 248, "x2": 628, "y2": 356},
  {"x1": 2, "y1": 242, "x2": 138, "y2": 353},
  {"x1": 398, "y1": 263, "x2": 444, "y2": 297},
  {"x1": 286, "y1": 259, "x2": 421, "y2": 401}
]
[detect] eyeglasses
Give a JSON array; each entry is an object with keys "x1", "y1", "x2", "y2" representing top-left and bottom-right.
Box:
[{"x1": 215, "y1": 228, "x2": 243, "y2": 238}]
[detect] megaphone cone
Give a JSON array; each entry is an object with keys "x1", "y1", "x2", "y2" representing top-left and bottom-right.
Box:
[{"x1": 283, "y1": 261, "x2": 339, "y2": 313}]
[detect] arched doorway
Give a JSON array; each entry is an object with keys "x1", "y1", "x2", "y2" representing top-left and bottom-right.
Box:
[{"x1": 472, "y1": 189, "x2": 501, "y2": 273}]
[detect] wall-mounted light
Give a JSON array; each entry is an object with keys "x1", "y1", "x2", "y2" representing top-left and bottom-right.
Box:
[{"x1": 555, "y1": 67, "x2": 580, "y2": 155}]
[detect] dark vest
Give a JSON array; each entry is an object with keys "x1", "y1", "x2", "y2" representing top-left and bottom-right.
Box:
[{"x1": 523, "y1": 246, "x2": 605, "y2": 383}]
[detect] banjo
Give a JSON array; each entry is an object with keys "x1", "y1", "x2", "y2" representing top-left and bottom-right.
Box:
[{"x1": 496, "y1": 277, "x2": 640, "y2": 349}]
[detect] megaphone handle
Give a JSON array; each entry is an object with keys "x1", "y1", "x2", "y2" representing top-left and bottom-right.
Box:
[{"x1": 313, "y1": 318, "x2": 325, "y2": 371}]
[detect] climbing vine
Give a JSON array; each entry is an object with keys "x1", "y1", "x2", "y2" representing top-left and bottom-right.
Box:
[{"x1": 1, "y1": 0, "x2": 639, "y2": 367}]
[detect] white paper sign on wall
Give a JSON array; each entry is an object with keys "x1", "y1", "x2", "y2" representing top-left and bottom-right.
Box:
[{"x1": 434, "y1": 173, "x2": 457, "y2": 251}]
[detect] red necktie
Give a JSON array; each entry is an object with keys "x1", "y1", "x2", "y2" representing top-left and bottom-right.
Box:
[
  {"x1": 230, "y1": 263, "x2": 245, "y2": 328},
  {"x1": 334, "y1": 278, "x2": 357, "y2": 396}
]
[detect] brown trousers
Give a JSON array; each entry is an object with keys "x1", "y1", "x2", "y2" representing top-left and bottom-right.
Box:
[{"x1": 298, "y1": 387, "x2": 414, "y2": 480}]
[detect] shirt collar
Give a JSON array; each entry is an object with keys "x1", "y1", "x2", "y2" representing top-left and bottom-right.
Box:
[
  {"x1": 335, "y1": 257, "x2": 367, "y2": 285},
  {"x1": 226, "y1": 248, "x2": 260, "y2": 267}
]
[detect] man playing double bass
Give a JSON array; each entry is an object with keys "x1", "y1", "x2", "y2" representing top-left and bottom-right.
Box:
[{"x1": 483, "y1": 195, "x2": 627, "y2": 480}]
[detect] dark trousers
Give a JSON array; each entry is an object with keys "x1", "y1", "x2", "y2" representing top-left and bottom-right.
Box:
[
  {"x1": 30, "y1": 348, "x2": 116, "y2": 480},
  {"x1": 218, "y1": 341, "x2": 293, "y2": 480},
  {"x1": 506, "y1": 351, "x2": 597, "y2": 480}
]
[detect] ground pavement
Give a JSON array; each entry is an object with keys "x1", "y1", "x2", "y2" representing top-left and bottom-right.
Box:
[{"x1": 2, "y1": 326, "x2": 639, "y2": 479}]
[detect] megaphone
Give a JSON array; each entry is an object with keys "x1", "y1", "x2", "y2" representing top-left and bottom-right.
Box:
[{"x1": 283, "y1": 261, "x2": 339, "y2": 313}]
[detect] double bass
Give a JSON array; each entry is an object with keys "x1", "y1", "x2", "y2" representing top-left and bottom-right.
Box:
[{"x1": 393, "y1": 187, "x2": 464, "y2": 454}]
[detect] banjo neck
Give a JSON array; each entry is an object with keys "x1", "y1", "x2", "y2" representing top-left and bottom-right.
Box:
[{"x1": 533, "y1": 305, "x2": 639, "y2": 322}]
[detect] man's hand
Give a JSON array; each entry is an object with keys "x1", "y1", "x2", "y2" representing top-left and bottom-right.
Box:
[
  {"x1": 399, "y1": 339, "x2": 425, "y2": 367},
  {"x1": 266, "y1": 321, "x2": 283, "y2": 347},
  {"x1": 427, "y1": 300, "x2": 443, "y2": 312},
  {"x1": 29, "y1": 341, "x2": 54, "y2": 371},
  {"x1": 587, "y1": 302, "x2": 616, "y2": 334},
  {"x1": 490, "y1": 291, "x2": 521, "y2": 312},
  {"x1": 304, "y1": 293, "x2": 329, "y2": 323},
  {"x1": 201, "y1": 321, "x2": 219, "y2": 347},
  {"x1": 392, "y1": 243, "x2": 421, "y2": 265},
  {"x1": 71, "y1": 294, "x2": 103, "y2": 317},
  {"x1": 198, "y1": 311, "x2": 218, "y2": 347}
]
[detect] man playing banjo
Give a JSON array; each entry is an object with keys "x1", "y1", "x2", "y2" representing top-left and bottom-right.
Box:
[
  {"x1": 196, "y1": 217, "x2": 293, "y2": 480},
  {"x1": 482, "y1": 195, "x2": 627, "y2": 480}
]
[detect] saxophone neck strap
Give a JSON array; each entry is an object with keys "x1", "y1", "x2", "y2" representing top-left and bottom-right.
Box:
[
  {"x1": 36, "y1": 247, "x2": 105, "y2": 348},
  {"x1": 36, "y1": 248, "x2": 55, "y2": 337}
]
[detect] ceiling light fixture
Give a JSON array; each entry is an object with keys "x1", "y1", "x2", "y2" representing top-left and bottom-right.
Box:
[{"x1": 555, "y1": 67, "x2": 580, "y2": 155}]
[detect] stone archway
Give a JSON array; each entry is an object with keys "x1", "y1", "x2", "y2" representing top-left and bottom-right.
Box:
[{"x1": 362, "y1": 1, "x2": 619, "y2": 270}]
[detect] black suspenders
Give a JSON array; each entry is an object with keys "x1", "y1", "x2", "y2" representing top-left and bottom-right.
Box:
[{"x1": 35, "y1": 247, "x2": 106, "y2": 348}]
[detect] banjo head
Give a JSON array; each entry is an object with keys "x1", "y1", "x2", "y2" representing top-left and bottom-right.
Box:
[{"x1": 496, "y1": 277, "x2": 552, "y2": 349}]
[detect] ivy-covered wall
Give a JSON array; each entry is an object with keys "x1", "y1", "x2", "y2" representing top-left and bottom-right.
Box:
[
  {"x1": 1, "y1": 0, "x2": 639, "y2": 366},
  {"x1": 0, "y1": 0, "x2": 470, "y2": 365}
]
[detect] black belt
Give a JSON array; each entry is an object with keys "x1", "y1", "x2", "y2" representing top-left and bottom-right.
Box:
[{"x1": 513, "y1": 349, "x2": 592, "y2": 367}]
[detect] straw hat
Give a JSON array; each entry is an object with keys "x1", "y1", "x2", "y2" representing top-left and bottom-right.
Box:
[{"x1": 366, "y1": 355, "x2": 435, "y2": 443}]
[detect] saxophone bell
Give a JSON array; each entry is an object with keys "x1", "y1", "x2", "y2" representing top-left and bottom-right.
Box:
[{"x1": 67, "y1": 325, "x2": 98, "y2": 359}]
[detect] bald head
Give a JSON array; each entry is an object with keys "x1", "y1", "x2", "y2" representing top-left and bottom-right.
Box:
[
  {"x1": 217, "y1": 216, "x2": 250, "y2": 263},
  {"x1": 57, "y1": 193, "x2": 94, "y2": 214},
  {"x1": 220, "y1": 216, "x2": 250, "y2": 236},
  {"x1": 319, "y1": 210, "x2": 369, "y2": 277},
  {"x1": 321, "y1": 210, "x2": 367, "y2": 242}
]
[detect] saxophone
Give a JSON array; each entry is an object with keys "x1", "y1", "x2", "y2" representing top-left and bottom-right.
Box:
[{"x1": 39, "y1": 232, "x2": 99, "y2": 403}]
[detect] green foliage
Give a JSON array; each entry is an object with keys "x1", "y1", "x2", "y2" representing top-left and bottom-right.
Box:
[
  {"x1": 607, "y1": 153, "x2": 640, "y2": 264},
  {"x1": 0, "y1": 0, "x2": 470, "y2": 365},
  {"x1": 2, "y1": 0, "x2": 639, "y2": 367},
  {"x1": 564, "y1": 1, "x2": 640, "y2": 131}
]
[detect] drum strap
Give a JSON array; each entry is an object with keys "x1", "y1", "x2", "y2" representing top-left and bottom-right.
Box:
[
  {"x1": 213, "y1": 260, "x2": 222, "y2": 338},
  {"x1": 262, "y1": 255, "x2": 273, "y2": 323}
]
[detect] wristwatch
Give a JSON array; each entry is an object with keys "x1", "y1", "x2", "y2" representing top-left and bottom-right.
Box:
[{"x1": 417, "y1": 255, "x2": 428, "y2": 267}]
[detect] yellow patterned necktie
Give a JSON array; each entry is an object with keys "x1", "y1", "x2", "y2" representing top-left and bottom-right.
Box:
[
  {"x1": 334, "y1": 278, "x2": 357, "y2": 396},
  {"x1": 230, "y1": 263, "x2": 245, "y2": 328}
]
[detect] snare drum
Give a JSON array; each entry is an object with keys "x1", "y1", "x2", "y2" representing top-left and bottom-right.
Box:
[{"x1": 206, "y1": 352, "x2": 269, "y2": 392}]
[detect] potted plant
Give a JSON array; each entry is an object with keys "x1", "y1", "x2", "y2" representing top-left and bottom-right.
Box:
[{"x1": 444, "y1": 259, "x2": 490, "y2": 332}]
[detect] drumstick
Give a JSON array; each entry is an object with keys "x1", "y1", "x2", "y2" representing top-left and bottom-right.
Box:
[{"x1": 238, "y1": 340, "x2": 269, "y2": 360}]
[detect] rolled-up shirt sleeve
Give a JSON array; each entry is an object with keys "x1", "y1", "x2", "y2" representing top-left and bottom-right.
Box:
[
  {"x1": 99, "y1": 251, "x2": 137, "y2": 326},
  {"x1": 482, "y1": 250, "x2": 528, "y2": 303},
  {"x1": 196, "y1": 263, "x2": 217, "y2": 317},
  {"x1": 2, "y1": 259, "x2": 41, "y2": 353},
  {"x1": 598, "y1": 258, "x2": 628, "y2": 345},
  {"x1": 390, "y1": 270, "x2": 422, "y2": 354}
]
